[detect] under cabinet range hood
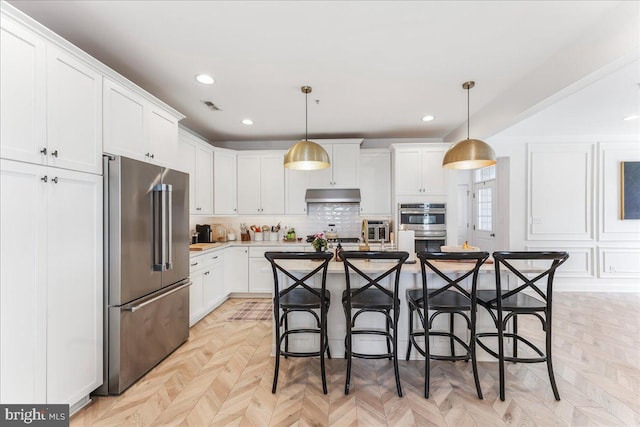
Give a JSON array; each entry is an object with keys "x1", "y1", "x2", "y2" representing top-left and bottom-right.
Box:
[{"x1": 305, "y1": 188, "x2": 361, "y2": 204}]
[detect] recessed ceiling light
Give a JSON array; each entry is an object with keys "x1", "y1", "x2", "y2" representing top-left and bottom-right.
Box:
[
  {"x1": 241, "y1": 119, "x2": 254, "y2": 125},
  {"x1": 422, "y1": 115, "x2": 435, "y2": 122},
  {"x1": 195, "y1": 74, "x2": 214, "y2": 85},
  {"x1": 623, "y1": 114, "x2": 639, "y2": 121}
]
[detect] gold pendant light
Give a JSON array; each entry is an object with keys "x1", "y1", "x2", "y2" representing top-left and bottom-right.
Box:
[
  {"x1": 284, "y1": 86, "x2": 330, "y2": 170},
  {"x1": 442, "y1": 81, "x2": 496, "y2": 170}
]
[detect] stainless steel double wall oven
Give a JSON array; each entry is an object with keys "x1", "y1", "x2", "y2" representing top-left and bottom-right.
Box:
[{"x1": 398, "y1": 203, "x2": 446, "y2": 252}]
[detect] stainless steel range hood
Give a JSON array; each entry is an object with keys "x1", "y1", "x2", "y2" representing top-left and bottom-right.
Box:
[{"x1": 305, "y1": 188, "x2": 361, "y2": 204}]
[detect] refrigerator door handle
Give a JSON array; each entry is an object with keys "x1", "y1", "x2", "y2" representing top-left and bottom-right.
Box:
[
  {"x1": 153, "y1": 184, "x2": 168, "y2": 271},
  {"x1": 166, "y1": 184, "x2": 173, "y2": 270},
  {"x1": 123, "y1": 281, "x2": 191, "y2": 312}
]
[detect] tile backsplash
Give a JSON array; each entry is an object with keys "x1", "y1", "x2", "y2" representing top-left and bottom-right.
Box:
[
  {"x1": 191, "y1": 203, "x2": 391, "y2": 240},
  {"x1": 307, "y1": 203, "x2": 361, "y2": 237}
]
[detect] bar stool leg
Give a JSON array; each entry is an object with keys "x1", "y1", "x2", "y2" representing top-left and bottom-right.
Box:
[
  {"x1": 320, "y1": 307, "x2": 328, "y2": 394},
  {"x1": 545, "y1": 310, "x2": 561, "y2": 400},
  {"x1": 470, "y1": 306, "x2": 483, "y2": 399},
  {"x1": 272, "y1": 303, "x2": 281, "y2": 393},
  {"x1": 284, "y1": 312, "x2": 289, "y2": 359},
  {"x1": 343, "y1": 304, "x2": 353, "y2": 395},
  {"x1": 497, "y1": 311, "x2": 506, "y2": 401},
  {"x1": 406, "y1": 302, "x2": 414, "y2": 361},
  {"x1": 386, "y1": 313, "x2": 392, "y2": 360},
  {"x1": 449, "y1": 313, "x2": 456, "y2": 359},
  {"x1": 392, "y1": 306, "x2": 403, "y2": 397},
  {"x1": 513, "y1": 315, "x2": 518, "y2": 360},
  {"x1": 424, "y1": 308, "x2": 431, "y2": 398}
]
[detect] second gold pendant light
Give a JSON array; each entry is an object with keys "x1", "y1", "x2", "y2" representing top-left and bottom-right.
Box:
[{"x1": 442, "y1": 81, "x2": 496, "y2": 170}]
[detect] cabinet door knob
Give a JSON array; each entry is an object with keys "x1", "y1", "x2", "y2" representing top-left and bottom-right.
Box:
[
  {"x1": 211, "y1": 256, "x2": 218, "y2": 260},
  {"x1": 51, "y1": 150, "x2": 58, "y2": 158},
  {"x1": 196, "y1": 207, "x2": 201, "y2": 211},
  {"x1": 40, "y1": 148, "x2": 47, "y2": 155},
  {"x1": 41, "y1": 176, "x2": 48, "y2": 183},
  {"x1": 190, "y1": 262, "x2": 199, "y2": 266},
  {"x1": 51, "y1": 177, "x2": 59, "y2": 184},
  {"x1": 204, "y1": 271, "x2": 210, "y2": 275},
  {"x1": 145, "y1": 153, "x2": 150, "y2": 158},
  {"x1": 150, "y1": 153, "x2": 155, "y2": 159}
]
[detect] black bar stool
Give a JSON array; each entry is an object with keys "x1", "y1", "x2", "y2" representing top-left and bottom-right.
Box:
[
  {"x1": 340, "y1": 250, "x2": 409, "y2": 396},
  {"x1": 265, "y1": 251, "x2": 333, "y2": 394},
  {"x1": 476, "y1": 251, "x2": 569, "y2": 401},
  {"x1": 407, "y1": 251, "x2": 489, "y2": 399}
]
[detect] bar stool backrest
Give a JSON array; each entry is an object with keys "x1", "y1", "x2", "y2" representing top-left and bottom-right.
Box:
[
  {"x1": 492, "y1": 251, "x2": 569, "y2": 304},
  {"x1": 416, "y1": 251, "x2": 490, "y2": 299},
  {"x1": 340, "y1": 251, "x2": 409, "y2": 299},
  {"x1": 264, "y1": 251, "x2": 333, "y2": 300}
]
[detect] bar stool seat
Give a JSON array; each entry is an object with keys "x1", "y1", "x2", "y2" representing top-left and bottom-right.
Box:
[
  {"x1": 408, "y1": 288, "x2": 472, "y2": 311},
  {"x1": 343, "y1": 288, "x2": 394, "y2": 308},
  {"x1": 282, "y1": 288, "x2": 331, "y2": 308}
]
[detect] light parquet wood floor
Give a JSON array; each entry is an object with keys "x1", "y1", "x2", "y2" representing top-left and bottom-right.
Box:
[{"x1": 72, "y1": 293, "x2": 640, "y2": 426}]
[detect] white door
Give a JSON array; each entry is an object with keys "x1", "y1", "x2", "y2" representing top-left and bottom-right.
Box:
[
  {"x1": 0, "y1": 160, "x2": 48, "y2": 403},
  {"x1": 46, "y1": 168, "x2": 102, "y2": 404},
  {"x1": 421, "y1": 148, "x2": 448, "y2": 195},
  {"x1": 260, "y1": 155, "x2": 285, "y2": 215},
  {"x1": 237, "y1": 156, "x2": 262, "y2": 214},
  {"x1": 214, "y1": 151, "x2": 238, "y2": 215},
  {"x1": 306, "y1": 144, "x2": 333, "y2": 188},
  {"x1": 177, "y1": 137, "x2": 196, "y2": 213},
  {"x1": 147, "y1": 107, "x2": 179, "y2": 167},
  {"x1": 394, "y1": 149, "x2": 422, "y2": 195},
  {"x1": 47, "y1": 46, "x2": 102, "y2": 174},
  {"x1": 225, "y1": 247, "x2": 249, "y2": 293},
  {"x1": 0, "y1": 20, "x2": 46, "y2": 165},
  {"x1": 103, "y1": 79, "x2": 146, "y2": 161},
  {"x1": 285, "y1": 168, "x2": 309, "y2": 214},
  {"x1": 359, "y1": 151, "x2": 390, "y2": 215},
  {"x1": 332, "y1": 144, "x2": 359, "y2": 188},
  {"x1": 472, "y1": 175, "x2": 498, "y2": 253},
  {"x1": 457, "y1": 184, "x2": 471, "y2": 245},
  {"x1": 195, "y1": 145, "x2": 214, "y2": 214}
]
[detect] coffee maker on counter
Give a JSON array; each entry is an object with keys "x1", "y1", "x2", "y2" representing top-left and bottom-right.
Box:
[
  {"x1": 195, "y1": 224, "x2": 227, "y2": 243},
  {"x1": 195, "y1": 224, "x2": 212, "y2": 243}
]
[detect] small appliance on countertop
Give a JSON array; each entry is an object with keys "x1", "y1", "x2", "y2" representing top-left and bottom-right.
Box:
[{"x1": 195, "y1": 224, "x2": 212, "y2": 243}]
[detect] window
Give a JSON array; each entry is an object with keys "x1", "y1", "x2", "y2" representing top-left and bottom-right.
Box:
[
  {"x1": 474, "y1": 164, "x2": 496, "y2": 183},
  {"x1": 476, "y1": 187, "x2": 493, "y2": 232}
]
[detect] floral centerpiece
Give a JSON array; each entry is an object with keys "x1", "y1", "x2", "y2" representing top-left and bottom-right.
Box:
[{"x1": 311, "y1": 233, "x2": 328, "y2": 252}]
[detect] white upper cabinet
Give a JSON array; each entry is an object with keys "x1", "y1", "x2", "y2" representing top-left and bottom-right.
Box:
[
  {"x1": 147, "y1": 107, "x2": 179, "y2": 167},
  {"x1": 103, "y1": 79, "x2": 145, "y2": 161},
  {"x1": 237, "y1": 152, "x2": 285, "y2": 215},
  {"x1": 46, "y1": 46, "x2": 102, "y2": 174},
  {"x1": 0, "y1": 19, "x2": 46, "y2": 166},
  {"x1": 177, "y1": 129, "x2": 213, "y2": 215},
  {"x1": 359, "y1": 149, "x2": 391, "y2": 214},
  {"x1": 1, "y1": 19, "x2": 102, "y2": 175},
  {"x1": 214, "y1": 149, "x2": 238, "y2": 215},
  {"x1": 285, "y1": 168, "x2": 310, "y2": 214},
  {"x1": 393, "y1": 144, "x2": 449, "y2": 196},
  {"x1": 306, "y1": 141, "x2": 361, "y2": 189},
  {"x1": 103, "y1": 77, "x2": 181, "y2": 169}
]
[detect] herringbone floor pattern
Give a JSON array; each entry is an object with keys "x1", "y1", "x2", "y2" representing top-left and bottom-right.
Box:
[{"x1": 71, "y1": 292, "x2": 640, "y2": 426}]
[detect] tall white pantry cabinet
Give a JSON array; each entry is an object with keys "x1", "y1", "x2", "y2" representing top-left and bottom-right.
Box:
[{"x1": 1, "y1": 9, "x2": 102, "y2": 407}]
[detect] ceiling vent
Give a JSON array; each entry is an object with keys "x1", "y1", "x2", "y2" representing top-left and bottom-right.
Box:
[{"x1": 202, "y1": 100, "x2": 222, "y2": 111}]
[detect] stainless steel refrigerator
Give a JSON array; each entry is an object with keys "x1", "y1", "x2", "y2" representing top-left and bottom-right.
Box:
[{"x1": 96, "y1": 155, "x2": 190, "y2": 395}]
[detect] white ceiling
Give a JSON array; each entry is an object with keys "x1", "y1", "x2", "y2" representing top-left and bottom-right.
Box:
[{"x1": 7, "y1": 1, "x2": 639, "y2": 145}]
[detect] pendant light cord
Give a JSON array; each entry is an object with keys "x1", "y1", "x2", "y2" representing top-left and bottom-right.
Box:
[
  {"x1": 467, "y1": 86, "x2": 470, "y2": 140},
  {"x1": 305, "y1": 90, "x2": 308, "y2": 141}
]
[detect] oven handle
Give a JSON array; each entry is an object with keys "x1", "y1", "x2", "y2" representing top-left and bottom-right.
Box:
[
  {"x1": 399, "y1": 209, "x2": 446, "y2": 214},
  {"x1": 415, "y1": 236, "x2": 446, "y2": 241}
]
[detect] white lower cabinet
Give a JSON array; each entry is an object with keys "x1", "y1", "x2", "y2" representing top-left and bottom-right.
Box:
[
  {"x1": 0, "y1": 159, "x2": 102, "y2": 405},
  {"x1": 248, "y1": 246, "x2": 298, "y2": 294},
  {"x1": 224, "y1": 246, "x2": 249, "y2": 293},
  {"x1": 189, "y1": 251, "x2": 225, "y2": 326}
]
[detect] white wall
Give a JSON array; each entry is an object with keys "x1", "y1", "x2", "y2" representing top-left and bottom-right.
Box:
[{"x1": 488, "y1": 136, "x2": 640, "y2": 292}]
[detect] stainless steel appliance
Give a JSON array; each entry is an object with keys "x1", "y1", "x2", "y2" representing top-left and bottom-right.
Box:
[
  {"x1": 365, "y1": 220, "x2": 390, "y2": 242},
  {"x1": 398, "y1": 203, "x2": 446, "y2": 252},
  {"x1": 97, "y1": 155, "x2": 190, "y2": 395}
]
